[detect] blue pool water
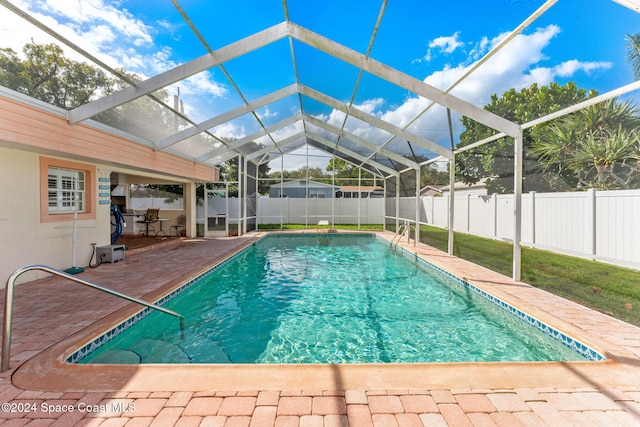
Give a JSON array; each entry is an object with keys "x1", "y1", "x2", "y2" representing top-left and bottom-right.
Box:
[{"x1": 77, "y1": 234, "x2": 598, "y2": 364}]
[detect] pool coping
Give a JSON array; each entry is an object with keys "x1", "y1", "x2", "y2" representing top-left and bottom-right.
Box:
[{"x1": 12, "y1": 230, "x2": 640, "y2": 392}]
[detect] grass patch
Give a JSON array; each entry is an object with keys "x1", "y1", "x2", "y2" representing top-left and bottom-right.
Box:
[{"x1": 419, "y1": 225, "x2": 640, "y2": 327}]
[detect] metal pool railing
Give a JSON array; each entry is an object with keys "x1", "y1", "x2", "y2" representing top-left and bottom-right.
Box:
[
  {"x1": 1, "y1": 264, "x2": 184, "y2": 372},
  {"x1": 390, "y1": 222, "x2": 411, "y2": 248}
]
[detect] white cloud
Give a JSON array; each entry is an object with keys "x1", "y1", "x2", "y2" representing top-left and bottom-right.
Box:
[
  {"x1": 326, "y1": 24, "x2": 616, "y2": 156},
  {"x1": 553, "y1": 59, "x2": 612, "y2": 77},
  {"x1": 1, "y1": 0, "x2": 229, "y2": 123},
  {"x1": 1, "y1": 0, "x2": 152, "y2": 69},
  {"x1": 353, "y1": 98, "x2": 385, "y2": 115},
  {"x1": 257, "y1": 107, "x2": 279, "y2": 120},
  {"x1": 468, "y1": 36, "x2": 490, "y2": 62},
  {"x1": 212, "y1": 122, "x2": 246, "y2": 140},
  {"x1": 326, "y1": 108, "x2": 348, "y2": 128},
  {"x1": 82, "y1": 24, "x2": 116, "y2": 47},
  {"x1": 416, "y1": 32, "x2": 464, "y2": 62},
  {"x1": 273, "y1": 146, "x2": 331, "y2": 171},
  {"x1": 180, "y1": 71, "x2": 228, "y2": 100},
  {"x1": 41, "y1": 0, "x2": 153, "y2": 46},
  {"x1": 430, "y1": 32, "x2": 463, "y2": 54},
  {"x1": 271, "y1": 121, "x2": 304, "y2": 141}
]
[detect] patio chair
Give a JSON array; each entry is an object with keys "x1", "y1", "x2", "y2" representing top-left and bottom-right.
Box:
[
  {"x1": 171, "y1": 214, "x2": 187, "y2": 236},
  {"x1": 136, "y1": 208, "x2": 160, "y2": 236}
]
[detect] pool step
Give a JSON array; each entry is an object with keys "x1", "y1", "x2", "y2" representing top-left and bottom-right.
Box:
[
  {"x1": 179, "y1": 334, "x2": 232, "y2": 363},
  {"x1": 131, "y1": 338, "x2": 191, "y2": 363},
  {"x1": 89, "y1": 349, "x2": 141, "y2": 364}
]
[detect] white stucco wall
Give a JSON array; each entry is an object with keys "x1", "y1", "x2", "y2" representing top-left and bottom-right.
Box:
[{"x1": 0, "y1": 147, "x2": 111, "y2": 286}]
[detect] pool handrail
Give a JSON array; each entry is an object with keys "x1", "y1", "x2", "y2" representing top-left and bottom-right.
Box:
[
  {"x1": 1, "y1": 264, "x2": 184, "y2": 372},
  {"x1": 390, "y1": 222, "x2": 411, "y2": 248}
]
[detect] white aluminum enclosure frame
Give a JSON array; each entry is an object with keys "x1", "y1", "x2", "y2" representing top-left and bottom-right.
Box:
[{"x1": 3, "y1": 0, "x2": 638, "y2": 281}]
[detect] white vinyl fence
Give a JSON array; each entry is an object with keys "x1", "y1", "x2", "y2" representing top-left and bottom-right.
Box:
[
  {"x1": 194, "y1": 197, "x2": 385, "y2": 227},
  {"x1": 141, "y1": 190, "x2": 639, "y2": 269},
  {"x1": 256, "y1": 198, "x2": 384, "y2": 225},
  {"x1": 129, "y1": 198, "x2": 183, "y2": 210},
  {"x1": 399, "y1": 189, "x2": 640, "y2": 269}
]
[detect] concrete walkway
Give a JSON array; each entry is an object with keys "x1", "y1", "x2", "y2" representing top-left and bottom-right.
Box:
[{"x1": 1, "y1": 232, "x2": 640, "y2": 426}]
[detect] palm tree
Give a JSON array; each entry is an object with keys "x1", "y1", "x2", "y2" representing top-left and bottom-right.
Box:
[
  {"x1": 568, "y1": 125, "x2": 640, "y2": 189},
  {"x1": 532, "y1": 99, "x2": 640, "y2": 190},
  {"x1": 626, "y1": 33, "x2": 640, "y2": 80}
]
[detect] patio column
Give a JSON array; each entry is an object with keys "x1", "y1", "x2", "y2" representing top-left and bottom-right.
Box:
[
  {"x1": 280, "y1": 158, "x2": 284, "y2": 230},
  {"x1": 331, "y1": 153, "x2": 335, "y2": 227},
  {"x1": 242, "y1": 157, "x2": 248, "y2": 235},
  {"x1": 415, "y1": 166, "x2": 420, "y2": 245},
  {"x1": 256, "y1": 172, "x2": 260, "y2": 231},
  {"x1": 184, "y1": 181, "x2": 197, "y2": 238},
  {"x1": 305, "y1": 143, "x2": 309, "y2": 229},
  {"x1": 237, "y1": 154, "x2": 243, "y2": 236},
  {"x1": 447, "y1": 155, "x2": 455, "y2": 255},
  {"x1": 395, "y1": 175, "x2": 400, "y2": 231},
  {"x1": 358, "y1": 167, "x2": 361, "y2": 230},
  {"x1": 513, "y1": 129, "x2": 523, "y2": 282},
  {"x1": 447, "y1": 108, "x2": 456, "y2": 255},
  {"x1": 382, "y1": 177, "x2": 387, "y2": 231}
]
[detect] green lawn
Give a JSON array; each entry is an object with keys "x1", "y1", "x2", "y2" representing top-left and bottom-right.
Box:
[{"x1": 418, "y1": 225, "x2": 640, "y2": 327}]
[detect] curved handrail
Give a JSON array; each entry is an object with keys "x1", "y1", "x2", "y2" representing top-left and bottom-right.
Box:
[
  {"x1": 390, "y1": 222, "x2": 411, "y2": 248},
  {"x1": 2, "y1": 264, "x2": 184, "y2": 372}
]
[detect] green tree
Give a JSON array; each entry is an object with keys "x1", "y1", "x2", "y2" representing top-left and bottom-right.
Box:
[
  {"x1": 0, "y1": 42, "x2": 177, "y2": 141},
  {"x1": 218, "y1": 143, "x2": 271, "y2": 196},
  {"x1": 532, "y1": 99, "x2": 640, "y2": 190},
  {"x1": 0, "y1": 42, "x2": 113, "y2": 109},
  {"x1": 421, "y1": 164, "x2": 449, "y2": 187},
  {"x1": 326, "y1": 158, "x2": 376, "y2": 186},
  {"x1": 456, "y1": 82, "x2": 597, "y2": 193},
  {"x1": 269, "y1": 166, "x2": 327, "y2": 181}
]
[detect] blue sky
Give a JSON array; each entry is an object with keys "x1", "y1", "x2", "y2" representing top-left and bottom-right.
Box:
[{"x1": 2, "y1": 0, "x2": 640, "y2": 169}]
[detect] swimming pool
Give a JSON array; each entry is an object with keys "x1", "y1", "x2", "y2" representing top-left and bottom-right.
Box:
[{"x1": 73, "y1": 233, "x2": 603, "y2": 364}]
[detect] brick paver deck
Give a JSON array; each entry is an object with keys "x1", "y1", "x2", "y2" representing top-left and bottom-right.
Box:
[{"x1": 1, "y1": 231, "x2": 640, "y2": 426}]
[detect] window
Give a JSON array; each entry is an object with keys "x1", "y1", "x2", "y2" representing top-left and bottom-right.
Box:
[
  {"x1": 48, "y1": 167, "x2": 85, "y2": 213},
  {"x1": 40, "y1": 157, "x2": 95, "y2": 223}
]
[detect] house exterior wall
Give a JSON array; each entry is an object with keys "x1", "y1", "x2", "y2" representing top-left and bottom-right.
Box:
[
  {"x1": 268, "y1": 180, "x2": 339, "y2": 199},
  {"x1": 0, "y1": 147, "x2": 112, "y2": 284},
  {"x1": 0, "y1": 91, "x2": 216, "y2": 286},
  {"x1": 0, "y1": 94, "x2": 215, "y2": 182},
  {"x1": 268, "y1": 186, "x2": 335, "y2": 198}
]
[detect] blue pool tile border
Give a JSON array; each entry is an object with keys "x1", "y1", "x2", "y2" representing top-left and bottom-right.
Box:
[
  {"x1": 68, "y1": 233, "x2": 605, "y2": 363},
  {"x1": 388, "y1": 238, "x2": 605, "y2": 362},
  {"x1": 67, "y1": 240, "x2": 253, "y2": 363}
]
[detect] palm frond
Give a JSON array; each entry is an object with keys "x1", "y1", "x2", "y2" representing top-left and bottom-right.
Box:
[{"x1": 626, "y1": 33, "x2": 640, "y2": 80}]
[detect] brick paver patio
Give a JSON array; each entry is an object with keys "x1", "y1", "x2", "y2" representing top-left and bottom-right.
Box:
[{"x1": 1, "y1": 232, "x2": 640, "y2": 426}]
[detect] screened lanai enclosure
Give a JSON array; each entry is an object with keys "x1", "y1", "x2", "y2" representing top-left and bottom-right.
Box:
[{"x1": 2, "y1": 0, "x2": 640, "y2": 280}]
